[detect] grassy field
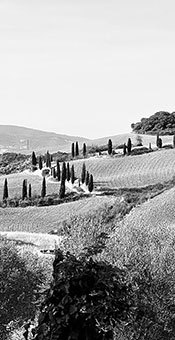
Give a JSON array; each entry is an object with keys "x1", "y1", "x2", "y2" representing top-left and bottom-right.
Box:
[
  {"x1": 0, "y1": 195, "x2": 118, "y2": 233},
  {"x1": 70, "y1": 148, "x2": 175, "y2": 188}
]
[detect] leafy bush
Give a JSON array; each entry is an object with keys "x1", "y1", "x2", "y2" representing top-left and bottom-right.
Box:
[
  {"x1": 0, "y1": 237, "x2": 52, "y2": 339},
  {"x1": 131, "y1": 111, "x2": 175, "y2": 135},
  {"x1": 33, "y1": 250, "x2": 132, "y2": 340}
]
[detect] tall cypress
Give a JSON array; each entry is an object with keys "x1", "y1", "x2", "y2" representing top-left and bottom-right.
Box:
[
  {"x1": 52, "y1": 167, "x2": 56, "y2": 179},
  {"x1": 46, "y1": 151, "x2": 51, "y2": 168},
  {"x1": 41, "y1": 176, "x2": 46, "y2": 198},
  {"x1": 3, "y1": 178, "x2": 8, "y2": 200},
  {"x1": 61, "y1": 162, "x2": 66, "y2": 182},
  {"x1": 71, "y1": 143, "x2": 75, "y2": 158},
  {"x1": 56, "y1": 160, "x2": 61, "y2": 181},
  {"x1": 71, "y1": 165, "x2": 75, "y2": 184},
  {"x1": 39, "y1": 156, "x2": 43, "y2": 170},
  {"x1": 108, "y1": 139, "x2": 112, "y2": 155},
  {"x1": 123, "y1": 143, "x2": 127, "y2": 156},
  {"x1": 81, "y1": 163, "x2": 86, "y2": 184},
  {"x1": 28, "y1": 184, "x2": 32, "y2": 199},
  {"x1": 156, "y1": 132, "x2": 160, "y2": 147},
  {"x1": 85, "y1": 171, "x2": 89, "y2": 186},
  {"x1": 88, "y1": 174, "x2": 94, "y2": 192},
  {"x1": 83, "y1": 143, "x2": 87, "y2": 157},
  {"x1": 32, "y1": 151, "x2": 37, "y2": 170},
  {"x1": 22, "y1": 179, "x2": 27, "y2": 200},
  {"x1": 127, "y1": 138, "x2": 132, "y2": 155},
  {"x1": 66, "y1": 162, "x2": 70, "y2": 182},
  {"x1": 59, "y1": 179, "x2": 65, "y2": 199},
  {"x1": 75, "y1": 141, "x2": 79, "y2": 157}
]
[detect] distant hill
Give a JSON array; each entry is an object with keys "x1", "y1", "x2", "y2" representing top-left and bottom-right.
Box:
[
  {"x1": 0, "y1": 125, "x2": 90, "y2": 154},
  {"x1": 131, "y1": 111, "x2": 175, "y2": 135}
]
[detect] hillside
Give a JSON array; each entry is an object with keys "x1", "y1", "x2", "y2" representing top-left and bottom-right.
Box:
[{"x1": 0, "y1": 125, "x2": 89, "y2": 154}]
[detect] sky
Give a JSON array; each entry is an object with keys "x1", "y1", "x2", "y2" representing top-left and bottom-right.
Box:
[{"x1": 0, "y1": 0, "x2": 175, "y2": 139}]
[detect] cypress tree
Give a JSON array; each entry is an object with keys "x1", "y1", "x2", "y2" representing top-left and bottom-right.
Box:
[
  {"x1": 46, "y1": 151, "x2": 51, "y2": 168},
  {"x1": 88, "y1": 174, "x2": 94, "y2": 192},
  {"x1": 52, "y1": 167, "x2": 56, "y2": 179},
  {"x1": 123, "y1": 143, "x2": 127, "y2": 156},
  {"x1": 39, "y1": 156, "x2": 43, "y2": 170},
  {"x1": 41, "y1": 176, "x2": 46, "y2": 198},
  {"x1": 173, "y1": 135, "x2": 175, "y2": 148},
  {"x1": 59, "y1": 179, "x2": 65, "y2": 199},
  {"x1": 127, "y1": 138, "x2": 132, "y2": 155},
  {"x1": 81, "y1": 163, "x2": 86, "y2": 184},
  {"x1": 61, "y1": 162, "x2": 66, "y2": 182},
  {"x1": 75, "y1": 141, "x2": 79, "y2": 157},
  {"x1": 85, "y1": 171, "x2": 89, "y2": 186},
  {"x1": 108, "y1": 139, "x2": 112, "y2": 155},
  {"x1": 22, "y1": 179, "x2": 27, "y2": 200},
  {"x1": 83, "y1": 143, "x2": 87, "y2": 157},
  {"x1": 71, "y1": 164, "x2": 75, "y2": 184},
  {"x1": 3, "y1": 178, "x2": 8, "y2": 200},
  {"x1": 157, "y1": 137, "x2": 162, "y2": 148},
  {"x1": 156, "y1": 132, "x2": 160, "y2": 147},
  {"x1": 66, "y1": 162, "x2": 70, "y2": 182},
  {"x1": 29, "y1": 183, "x2": 32, "y2": 199},
  {"x1": 71, "y1": 143, "x2": 75, "y2": 158},
  {"x1": 32, "y1": 151, "x2": 37, "y2": 171},
  {"x1": 56, "y1": 160, "x2": 61, "y2": 181}
]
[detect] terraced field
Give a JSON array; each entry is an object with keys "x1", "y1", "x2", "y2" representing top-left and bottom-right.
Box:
[
  {"x1": 70, "y1": 148, "x2": 175, "y2": 188},
  {"x1": 0, "y1": 195, "x2": 118, "y2": 233}
]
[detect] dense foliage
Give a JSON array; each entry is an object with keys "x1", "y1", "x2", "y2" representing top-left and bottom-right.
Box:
[{"x1": 131, "y1": 111, "x2": 175, "y2": 134}]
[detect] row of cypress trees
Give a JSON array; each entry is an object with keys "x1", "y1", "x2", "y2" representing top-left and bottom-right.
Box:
[
  {"x1": 71, "y1": 142, "x2": 87, "y2": 158},
  {"x1": 107, "y1": 138, "x2": 132, "y2": 156}
]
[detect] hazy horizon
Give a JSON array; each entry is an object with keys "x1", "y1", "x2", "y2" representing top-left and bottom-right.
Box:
[{"x1": 1, "y1": 0, "x2": 175, "y2": 139}]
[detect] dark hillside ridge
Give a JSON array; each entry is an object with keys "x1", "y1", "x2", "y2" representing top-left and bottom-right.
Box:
[
  {"x1": 0, "y1": 125, "x2": 90, "y2": 154},
  {"x1": 131, "y1": 111, "x2": 175, "y2": 135}
]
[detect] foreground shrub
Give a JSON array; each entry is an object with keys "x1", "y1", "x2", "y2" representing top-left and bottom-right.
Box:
[
  {"x1": 0, "y1": 237, "x2": 51, "y2": 339},
  {"x1": 34, "y1": 250, "x2": 132, "y2": 340}
]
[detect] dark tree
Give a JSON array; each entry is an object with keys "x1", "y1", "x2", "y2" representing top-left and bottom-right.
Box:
[
  {"x1": 157, "y1": 137, "x2": 162, "y2": 148},
  {"x1": 71, "y1": 164, "x2": 75, "y2": 184},
  {"x1": 66, "y1": 162, "x2": 70, "y2": 182},
  {"x1": 28, "y1": 183, "x2": 32, "y2": 199},
  {"x1": 108, "y1": 139, "x2": 112, "y2": 155},
  {"x1": 71, "y1": 143, "x2": 75, "y2": 158},
  {"x1": 61, "y1": 162, "x2": 66, "y2": 182},
  {"x1": 85, "y1": 171, "x2": 89, "y2": 186},
  {"x1": 46, "y1": 151, "x2": 51, "y2": 168},
  {"x1": 52, "y1": 167, "x2": 56, "y2": 179},
  {"x1": 88, "y1": 174, "x2": 94, "y2": 192},
  {"x1": 123, "y1": 143, "x2": 127, "y2": 156},
  {"x1": 173, "y1": 135, "x2": 175, "y2": 148},
  {"x1": 39, "y1": 156, "x2": 43, "y2": 170},
  {"x1": 22, "y1": 179, "x2": 27, "y2": 200},
  {"x1": 83, "y1": 143, "x2": 87, "y2": 157},
  {"x1": 81, "y1": 163, "x2": 86, "y2": 184},
  {"x1": 156, "y1": 132, "x2": 160, "y2": 147},
  {"x1": 56, "y1": 160, "x2": 61, "y2": 181},
  {"x1": 32, "y1": 151, "x2": 37, "y2": 168},
  {"x1": 127, "y1": 138, "x2": 132, "y2": 155},
  {"x1": 41, "y1": 176, "x2": 46, "y2": 198},
  {"x1": 75, "y1": 141, "x2": 79, "y2": 157},
  {"x1": 59, "y1": 179, "x2": 65, "y2": 199},
  {"x1": 3, "y1": 178, "x2": 8, "y2": 200}
]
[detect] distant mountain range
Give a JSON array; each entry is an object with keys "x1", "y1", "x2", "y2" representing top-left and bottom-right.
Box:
[{"x1": 0, "y1": 125, "x2": 173, "y2": 154}]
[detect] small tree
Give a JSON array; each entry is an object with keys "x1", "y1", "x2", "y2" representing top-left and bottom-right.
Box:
[
  {"x1": 56, "y1": 160, "x2": 60, "y2": 181},
  {"x1": 22, "y1": 179, "x2": 27, "y2": 200},
  {"x1": 156, "y1": 132, "x2": 160, "y2": 147},
  {"x1": 66, "y1": 162, "x2": 70, "y2": 182},
  {"x1": 75, "y1": 141, "x2": 79, "y2": 157},
  {"x1": 3, "y1": 178, "x2": 8, "y2": 201},
  {"x1": 71, "y1": 165, "x2": 75, "y2": 184},
  {"x1": 41, "y1": 176, "x2": 46, "y2": 198},
  {"x1": 71, "y1": 143, "x2": 75, "y2": 158},
  {"x1": 123, "y1": 143, "x2": 127, "y2": 156},
  {"x1": 108, "y1": 139, "x2": 112, "y2": 155},
  {"x1": 59, "y1": 179, "x2": 65, "y2": 199},
  {"x1": 61, "y1": 162, "x2": 67, "y2": 182},
  {"x1": 127, "y1": 138, "x2": 132, "y2": 155},
  {"x1": 83, "y1": 143, "x2": 87, "y2": 157},
  {"x1": 46, "y1": 151, "x2": 51, "y2": 168},
  {"x1": 85, "y1": 171, "x2": 89, "y2": 186},
  {"x1": 88, "y1": 174, "x2": 94, "y2": 192},
  {"x1": 32, "y1": 151, "x2": 37, "y2": 171},
  {"x1": 81, "y1": 163, "x2": 86, "y2": 184},
  {"x1": 157, "y1": 137, "x2": 162, "y2": 148},
  {"x1": 28, "y1": 183, "x2": 32, "y2": 199},
  {"x1": 39, "y1": 156, "x2": 43, "y2": 170}
]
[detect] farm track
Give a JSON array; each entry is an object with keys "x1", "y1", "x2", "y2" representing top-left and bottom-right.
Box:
[{"x1": 0, "y1": 196, "x2": 118, "y2": 233}]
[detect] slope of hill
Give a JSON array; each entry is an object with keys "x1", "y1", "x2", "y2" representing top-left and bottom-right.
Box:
[{"x1": 0, "y1": 125, "x2": 89, "y2": 154}]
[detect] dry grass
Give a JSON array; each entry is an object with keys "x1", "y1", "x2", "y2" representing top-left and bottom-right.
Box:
[
  {"x1": 70, "y1": 148, "x2": 175, "y2": 188},
  {"x1": 0, "y1": 196, "x2": 118, "y2": 233}
]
